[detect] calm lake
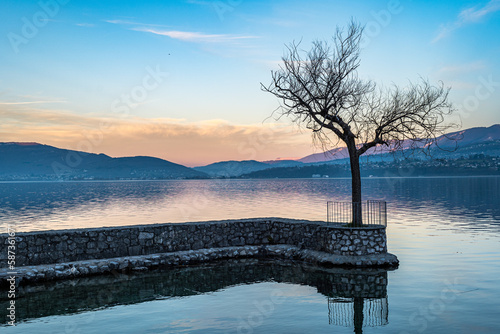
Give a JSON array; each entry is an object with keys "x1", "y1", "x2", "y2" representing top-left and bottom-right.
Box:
[{"x1": 1, "y1": 177, "x2": 499, "y2": 333}]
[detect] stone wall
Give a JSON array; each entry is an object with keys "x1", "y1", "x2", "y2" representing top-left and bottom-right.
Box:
[
  {"x1": 0, "y1": 218, "x2": 388, "y2": 268},
  {"x1": 1, "y1": 259, "x2": 388, "y2": 324}
]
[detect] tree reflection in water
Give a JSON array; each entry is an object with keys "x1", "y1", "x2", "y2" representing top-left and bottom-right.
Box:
[
  {"x1": 324, "y1": 267, "x2": 388, "y2": 333},
  {"x1": 1, "y1": 259, "x2": 391, "y2": 332}
]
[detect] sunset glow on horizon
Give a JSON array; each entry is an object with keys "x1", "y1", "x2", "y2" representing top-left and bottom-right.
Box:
[{"x1": 1, "y1": 0, "x2": 499, "y2": 166}]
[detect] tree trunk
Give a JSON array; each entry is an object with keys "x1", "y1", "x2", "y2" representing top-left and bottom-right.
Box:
[{"x1": 347, "y1": 137, "x2": 362, "y2": 226}]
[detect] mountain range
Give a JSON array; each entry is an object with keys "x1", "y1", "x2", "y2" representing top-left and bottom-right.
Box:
[
  {"x1": 298, "y1": 124, "x2": 500, "y2": 163},
  {"x1": 0, "y1": 124, "x2": 499, "y2": 180},
  {"x1": 0, "y1": 143, "x2": 207, "y2": 181}
]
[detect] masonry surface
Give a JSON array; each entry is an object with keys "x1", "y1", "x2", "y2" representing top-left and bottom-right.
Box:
[
  {"x1": 0, "y1": 218, "x2": 398, "y2": 285},
  {"x1": 1, "y1": 259, "x2": 389, "y2": 324}
]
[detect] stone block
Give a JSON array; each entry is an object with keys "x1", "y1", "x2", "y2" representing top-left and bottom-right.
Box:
[{"x1": 139, "y1": 232, "x2": 154, "y2": 240}]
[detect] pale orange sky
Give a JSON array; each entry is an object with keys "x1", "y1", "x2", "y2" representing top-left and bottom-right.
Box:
[{"x1": 0, "y1": 105, "x2": 316, "y2": 166}]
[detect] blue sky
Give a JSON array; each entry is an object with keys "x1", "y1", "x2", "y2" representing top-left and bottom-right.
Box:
[{"x1": 1, "y1": 0, "x2": 499, "y2": 166}]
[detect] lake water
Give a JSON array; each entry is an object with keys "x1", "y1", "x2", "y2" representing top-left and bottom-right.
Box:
[{"x1": 1, "y1": 177, "x2": 500, "y2": 333}]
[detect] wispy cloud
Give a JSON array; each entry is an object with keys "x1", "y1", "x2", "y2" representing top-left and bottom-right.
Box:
[
  {"x1": 459, "y1": 0, "x2": 500, "y2": 21},
  {"x1": 433, "y1": 0, "x2": 500, "y2": 42},
  {"x1": 104, "y1": 19, "x2": 135, "y2": 25},
  {"x1": 131, "y1": 27, "x2": 258, "y2": 43},
  {"x1": 0, "y1": 100, "x2": 65, "y2": 105},
  {"x1": 0, "y1": 107, "x2": 102, "y2": 127},
  {"x1": 104, "y1": 19, "x2": 170, "y2": 28},
  {"x1": 438, "y1": 61, "x2": 486, "y2": 74},
  {"x1": 75, "y1": 23, "x2": 95, "y2": 27},
  {"x1": 105, "y1": 19, "x2": 258, "y2": 44}
]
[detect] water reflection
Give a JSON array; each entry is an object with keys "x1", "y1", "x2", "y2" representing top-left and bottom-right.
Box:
[
  {"x1": 0, "y1": 177, "x2": 498, "y2": 232},
  {"x1": 328, "y1": 296, "x2": 388, "y2": 333},
  {"x1": 0, "y1": 259, "x2": 391, "y2": 332},
  {"x1": 328, "y1": 297, "x2": 388, "y2": 331},
  {"x1": 322, "y1": 267, "x2": 388, "y2": 334}
]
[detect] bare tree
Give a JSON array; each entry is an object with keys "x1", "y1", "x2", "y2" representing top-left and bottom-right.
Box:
[{"x1": 262, "y1": 21, "x2": 456, "y2": 226}]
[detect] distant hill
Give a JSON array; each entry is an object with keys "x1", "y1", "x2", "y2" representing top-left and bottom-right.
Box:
[
  {"x1": 298, "y1": 147, "x2": 348, "y2": 163},
  {"x1": 242, "y1": 154, "x2": 500, "y2": 179},
  {"x1": 297, "y1": 124, "x2": 500, "y2": 163},
  {"x1": 431, "y1": 124, "x2": 500, "y2": 148},
  {"x1": 0, "y1": 143, "x2": 208, "y2": 180},
  {"x1": 193, "y1": 160, "x2": 269, "y2": 177},
  {"x1": 193, "y1": 159, "x2": 304, "y2": 177},
  {"x1": 261, "y1": 159, "x2": 304, "y2": 167}
]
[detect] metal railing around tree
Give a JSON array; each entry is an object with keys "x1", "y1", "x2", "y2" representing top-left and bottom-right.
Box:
[{"x1": 327, "y1": 200, "x2": 387, "y2": 227}]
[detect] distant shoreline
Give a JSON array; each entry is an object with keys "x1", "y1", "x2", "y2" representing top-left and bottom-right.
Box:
[{"x1": 0, "y1": 174, "x2": 499, "y2": 183}]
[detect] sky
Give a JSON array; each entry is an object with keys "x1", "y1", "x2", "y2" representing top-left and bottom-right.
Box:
[{"x1": 1, "y1": 0, "x2": 499, "y2": 166}]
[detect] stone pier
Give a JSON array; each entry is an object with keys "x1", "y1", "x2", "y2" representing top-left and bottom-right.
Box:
[{"x1": 0, "y1": 218, "x2": 398, "y2": 285}]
